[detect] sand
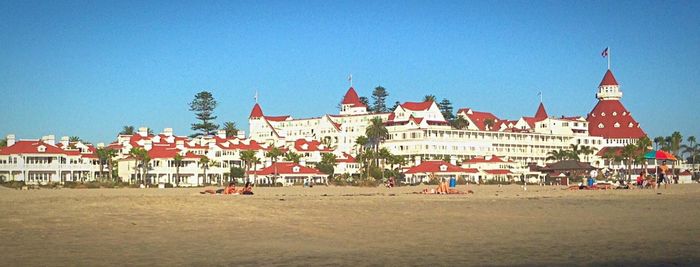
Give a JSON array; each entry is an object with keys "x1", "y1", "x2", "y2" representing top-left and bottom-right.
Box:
[{"x1": 1, "y1": 183, "x2": 699, "y2": 266}]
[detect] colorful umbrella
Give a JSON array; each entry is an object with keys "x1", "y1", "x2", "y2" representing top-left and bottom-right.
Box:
[{"x1": 644, "y1": 150, "x2": 677, "y2": 161}]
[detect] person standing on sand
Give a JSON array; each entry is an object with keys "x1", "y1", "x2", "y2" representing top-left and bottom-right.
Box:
[{"x1": 657, "y1": 161, "x2": 670, "y2": 190}]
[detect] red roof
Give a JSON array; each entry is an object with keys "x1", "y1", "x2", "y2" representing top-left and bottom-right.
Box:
[
  {"x1": 405, "y1": 160, "x2": 478, "y2": 174},
  {"x1": 401, "y1": 101, "x2": 433, "y2": 111},
  {"x1": 249, "y1": 162, "x2": 322, "y2": 175},
  {"x1": 336, "y1": 153, "x2": 356, "y2": 163},
  {"x1": 464, "y1": 155, "x2": 507, "y2": 164},
  {"x1": 599, "y1": 69, "x2": 619, "y2": 86},
  {"x1": 264, "y1": 115, "x2": 290, "y2": 122},
  {"x1": 535, "y1": 102, "x2": 548, "y2": 120},
  {"x1": 249, "y1": 103, "x2": 264, "y2": 118},
  {"x1": 587, "y1": 100, "x2": 645, "y2": 139},
  {"x1": 0, "y1": 140, "x2": 66, "y2": 155},
  {"x1": 294, "y1": 139, "x2": 332, "y2": 152},
  {"x1": 465, "y1": 110, "x2": 499, "y2": 131},
  {"x1": 341, "y1": 87, "x2": 365, "y2": 107}
]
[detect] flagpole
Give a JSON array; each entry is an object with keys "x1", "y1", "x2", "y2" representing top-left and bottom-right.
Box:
[{"x1": 608, "y1": 47, "x2": 611, "y2": 70}]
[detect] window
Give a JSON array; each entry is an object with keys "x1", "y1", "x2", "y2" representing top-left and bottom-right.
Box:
[{"x1": 614, "y1": 122, "x2": 620, "y2": 128}]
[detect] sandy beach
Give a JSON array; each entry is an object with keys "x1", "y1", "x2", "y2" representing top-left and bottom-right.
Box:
[{"x1": 1, "y1": 184, "x2": 699, "y2": 266}]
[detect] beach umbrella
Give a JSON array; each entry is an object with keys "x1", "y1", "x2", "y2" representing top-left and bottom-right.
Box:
[{"x1": 644, "y1": 150, "x2": 677, "y2": 161}]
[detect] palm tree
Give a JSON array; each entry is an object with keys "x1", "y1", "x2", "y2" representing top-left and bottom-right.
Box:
[
  {"x1": 319, "y1": 153, "x2": 337, "y2": 183},
  {"x1": 0, "y1": 138, "x2": 7, "y2": 147},
  {"x1": 602, "y1": 149, "x2": 617, "y2": 168},
  {"x1": 378, "y1": 148, "x2": 392, "y2": 181},
  {"x1": 283, "y1": 151, "x2": 301, "y2": 163},
  {"x1": 636, "y1": 136, "x2": 653, "y2": 173},
  {"x1": 142, "y1": 154, "x2": 152, "y2": 185},
  {"x1": 223, "y1": 122, "x2": 239, "y2": 138},
  {"x1": 653, "y1": 136, "x2": 665, "y2": 150},
  {"x1": 173, "y1": 154, "x2": 183, "y2": 186},
  {"x1": 682, "y1": 136, "x2": 698, "y2": 176},
  {"x1": 199, "y1": 156, "x2": 210, "y2": 186},
  {"x1": 546, "y1": 149, "x2": 568, "y2": 162},
  {"x1": 621, "y1": 144, "x2": 638, "y2": 181},
  {"x1": 579, "y1": 145, "x2": 597, "y2": 162},
  {"x1": 451, "y1": 116, "x2": 469, "y2": 130},
  {"x1": 266, "y1": 147, "x2": 284, "y2": 185},
  {"x1": 106, "y1": 148, "x2": 117, "y2": 182},
  {"x1": 96, "y1": 148, "x2": 109, "y2": 181},
  {"x1": 120, "y1": 126, "x2": 135, "y2": 135},
  {"x1": 365, "y1": 117, "x2": 388, "y2": 166},
  {"x1": 568, "y1": 144, "x2": 581, "y2": 161},
  {"x1": 129, "y1": 147, "x2": 147, "y2": 184},
  {"x1": 423, "y1": 95, "x2": 436, "y2": 102},
  {"x1": 355, "y1": 136, "x2": 369, "y2": 154},
  {"x1": 240, "y1": 150, "x2": 258, "y2": 183}
]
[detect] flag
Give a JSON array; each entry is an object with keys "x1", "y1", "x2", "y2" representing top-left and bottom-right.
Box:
[
  {"x1": 348, "y1": 74, "x2": 352, "y2": 82},
  {"x1": 601, "y1": 47, "x2": 609, "y2": 58}
]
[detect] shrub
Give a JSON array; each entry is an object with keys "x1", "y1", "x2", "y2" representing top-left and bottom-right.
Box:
[{"x1": 0, "y1": 181, "x2": 25, "y2": 189}]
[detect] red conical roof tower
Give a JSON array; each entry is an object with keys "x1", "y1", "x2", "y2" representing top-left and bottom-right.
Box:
[
  {"x1": 341, "y1": 87, "x2": 366, "y2": 107},
  {"x1": 534, "y1": 102, "x2": 548, "y2": 120},
  {"x1": 599, "y1": 69, "x2": 619, "y2": 86},
  {"x1": 587, "y1": 69, "x2": 645, "y2": 139},
  {"x1": 249, "y1": 103, "x2": 264, "y2": 119}
]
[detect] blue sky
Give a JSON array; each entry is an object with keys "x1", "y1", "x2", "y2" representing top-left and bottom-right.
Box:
[{"x1": 1, "y1": 0, "x2": 698, "y2": 144}]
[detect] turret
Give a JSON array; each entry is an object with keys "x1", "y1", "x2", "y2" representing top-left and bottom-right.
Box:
[{"x1": 596, "y1": 70, "x2": 623, "y2": 100}]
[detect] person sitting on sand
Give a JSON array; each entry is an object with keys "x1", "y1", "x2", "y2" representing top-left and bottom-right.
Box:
[
  {"x1": 223, "y1": 182, "x2": 238, "y2": 195},
  {"x1": 636, "y1": 171, "x2": 645, "y2": 189},
  {"x1": 240, "y1": 182, "x2": 254, "y2": 195}
]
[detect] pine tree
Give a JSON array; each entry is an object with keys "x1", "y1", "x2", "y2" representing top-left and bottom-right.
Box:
[
  {"x1": 189, "y1": 91, "x2": 219, "y2": 137},
  {"x1": 438, "y1": 98, "x2": 454, "y2": 122},
  {"x1": 390, "y1": 101, "x2": 401, "y2": 112},
  {"x1": 359, "y1": 96, "x2": 371, "y2": 112},
  {"x1": 371, "y1": 86, "x2": 389, "y2": 113}
]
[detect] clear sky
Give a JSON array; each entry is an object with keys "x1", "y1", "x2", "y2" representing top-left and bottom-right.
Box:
[{"x1": 1, "y1": 0, "x2": 698, "y2": 144}]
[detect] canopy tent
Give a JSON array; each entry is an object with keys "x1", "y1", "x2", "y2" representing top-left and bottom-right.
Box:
[{"x1": 644, "y1": 150, "x2": 677, "y2": 161}]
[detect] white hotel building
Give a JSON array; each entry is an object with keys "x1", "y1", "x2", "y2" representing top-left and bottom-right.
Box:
[
  {"x1": 0, "y1": 69, "x2": 646, "y2": 185},
  {"x1": 249, "y1": 69, "x2": 645, "y2": 168}
]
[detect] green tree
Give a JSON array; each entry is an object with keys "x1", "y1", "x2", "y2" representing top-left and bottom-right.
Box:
[
  {"x1": 438, "y1": 98, "x2": 454, "y2": 122},
  {"x1": 579, "y1": 145, "x2": 597, "y2": 162},
  {"x1": 359, "y1": 96, "x2": 371, "y2": 112},
  {"x1": 223, "y1": 121, "x2": 239, "y2": 138},
  {"x1": 365, "y1": 117, "x2": 388, "y2": 166},
  {"x1": 189, "y1": 91, "x2": 219, "y2": 137},
  {"x1": 568, "y1": 144, "x2": 581, "y2": 161},
  {"x1": 451, "y1": 116, "x2": 469, "y2": 130},
  {"x1": 69, "y1": 136, "x2": 81, "y2": 143},
  {"x1": 371, "y1": 86, "x2": 389, "y2": 113},
  {"x1": 129, "y1": 147, "x2": 148, "y2": 184},
  {"x1": 283, "y1": 151, "x2": 301, "y2": 163},
  {"x1": 198, "y1": 156, "x2": 210, "y2": 186},
  {"x1": 96, "y1": 148, "x2": 110, "y2": 181},
  {"x1": 240, "y1": 150, "x2": 258, "y2": 182},
  {"x1": 546, "y1": 149, "x2": 569, "y2": 162},
  {"x1": 105, "y1": 148, "x2": 117, "y2": 182},
  {"x1": 636, "y1": 136, "x2": 653, "y2": 174},
  {"x1": 484, "y1": 118, "x2": 495, "y2": 131},
  {"x1": 0, "y1": 138, "x2": 6, "y2": 147},
  {"x1": 266, "y1": 147, "x2": 284, "y2": 183},
  {"x1": 355, "y1": 136, "x2": 369, "y2": 154},
  {"x1": 670, "y1": 132, "x2": 683, "y2": 157},
  {"x1": 229, "y1": 167, "x2": 245, "y2": 181},
  {"x1": 378, "y1": 148, "x2": 392, "y2": 181},
  {"x1": 653, "y1": 136, "x2": 664, "y2": 150},
  {"x1": 173, "y1": 154, "x2": 184, "y2": 186},
  {"x1": 390, "y1": 101, "x2": 401, "y2": 112},
  {"x1": 682, "y1": 136, "x2": 698, "y2": 174},
  {"x1": 423, "y1": 95, "x2": 436, "y2": 102},
  {"x1": 621, "y1": 144, "x2": 638, "y2": 181},
  {"x1": 317, "y1": 153, "x2": 337, "y2": 179},
  {"x1": 120, "y1": 126, "x2": 135, "y2": 135}
]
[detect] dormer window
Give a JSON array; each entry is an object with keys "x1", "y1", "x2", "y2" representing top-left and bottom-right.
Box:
[
  {"x1": 37, "y1": 146, "x2": 46, "y2": 152},
  {"x1": 601, "y1": 112, "x2": 606, "y2": 116},
  {"x1": 612, "y1": 112, "x2": 617, "y2": 116},
  {"x1": 292, "y1": 166, "x2": 300, "y2": 173},
  {"x1": 614, "y1": 122, "x2": 620, "y2": 128},
  {"x1": 623, "y1": 112, "x2": 627, "y2": 116},
  {"x1": 439, "y1": 165, "x2": 448, "y2": 171},
  {"x1": 628, "y1": 122, "x2": 634, "y2": 127},
  {"x1": 598, "y1": 123, "x2": 604, "y2": 128}
]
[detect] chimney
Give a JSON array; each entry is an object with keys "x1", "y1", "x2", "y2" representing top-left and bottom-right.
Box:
[
  {"x1": 60, "y1": 136, "x2": 69, "y2": 147},
  {"x1": 450, "y1": 158, "x2": 457, "y2": 166},
  {"x1": 237, "y1": 131, "x2": 245, "y2": 139},
  {"x1": 42, "y1": 135, "x2": 56, "y2": 146},
  {"x1": 162, "y1": 128, "x2": 173, "y2": 137},
  {"x1": 6, "y1": 134, "x2": 15, "y2": 147},
  {"x1": 415, "y1": 156, "x2": 421, "y2": 166},
  {"x1": 138, "y1": 127, "x2": 148, "y2": 137},
  {"x1": 144, "y1": 140, "x2": 153, "y2": 151},
  {"x1": 217, "y1": 129, "x2": 226, "y2": 139}
]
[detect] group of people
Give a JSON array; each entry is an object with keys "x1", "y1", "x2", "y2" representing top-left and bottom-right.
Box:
[
  {"x1": 577, "y1": 161, "x2": 674, "y2": 190},
  {"x1": 201, "y1": 182, "x2": 254, "y2": 195},
  {"x1": 419, "y1": 180, "x2": 473, "y2": 195}
]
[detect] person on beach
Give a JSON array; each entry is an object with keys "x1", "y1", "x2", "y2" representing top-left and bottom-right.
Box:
[
  {"x1": 200, "y1": 182, "x2": 239, "y2": 195},
  {"x1": 240, "y1": 181, "x2": 254, "y2": 195},
  {"x1": 657, "y1": 161, "x2": 669, "y2": 190},
  {"x1": 636, "y1": 171, "x2": 645, "y2": 189}
]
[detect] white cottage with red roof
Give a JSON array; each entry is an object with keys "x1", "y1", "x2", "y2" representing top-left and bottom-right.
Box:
[{"x1": 0, "y1": 134, "x2": 101, "y2": 184}]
